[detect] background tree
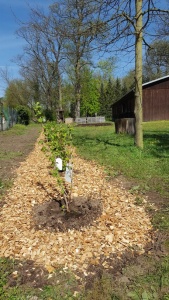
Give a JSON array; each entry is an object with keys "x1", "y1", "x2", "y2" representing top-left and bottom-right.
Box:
[
  {"x1": 15, "y1": 0, "x2": 106, "y2": 119},
  {"x1": 114, "y1": 77, "x2": 122, "y2": 101},
  {"x1": 98, "y1": 82, "x2": 105, "y2": 116},
  {"x1": 121, "y1": 80, "x2": 128, "y2": 96},
  {"x1": 121, "y1": 69, "x2": 135, "y2": 91},
  {"x1": 16, "y1": 105, "x2": 31, "y2": 125},
  {"x1": 50, "y1": 0, "x2": 106, "y2": 118},
  {"x1": 101, "y1": 0, "x2": 169, "y2": 148},
  {"x1": 4, "y1": 79, "x2": 30, "y2": 108},
  {"x1": 157, "y1": 0, "x2": 169, "y2": 38},
  {"x1": 143, "y1": 40, "x2": 169, "y2": 81},
  {"x1": 80, "y1": 67, "x2": 100, "y2": 116},
  {"x1": 103, "y1": 78, "x2": 114, "y2": 119},
  {"x1": 16, "y1": 6, "x2": 65, "y2": 119},
  {"x1": 96, "y1": 57, "x2": 116, "y2": 82}
]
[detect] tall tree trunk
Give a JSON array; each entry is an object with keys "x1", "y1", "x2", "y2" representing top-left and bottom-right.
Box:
[
  {"x1": 75, "y1": 93, "x2": 81, "y2": 118},
  {"x1": 58, "y1": 73, "x2": 62, "y2": 110},
  {"x1": 0, "y1": 101, "x2": 3, "y2": 131},
  {"x1": 75, "y1": 60, "x2": 81, "y2": 118},
  {"x1": 134, "y1": 0, "x2": 143, "y2": 149}
]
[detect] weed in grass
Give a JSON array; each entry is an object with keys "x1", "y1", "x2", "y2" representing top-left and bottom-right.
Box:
[
  {"x1": 134, "y1": 196, "x2": 144, "y2": 206},
  {"x1": 129, "y1": 185, "x2": 140, "y2": 194},
  {"x1": 128, "y1": 257, "x2": 169, "y2": 299}
]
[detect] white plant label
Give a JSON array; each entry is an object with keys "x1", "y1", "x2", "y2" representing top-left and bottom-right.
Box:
[
  {"x1": 55, "y1": 157, "x2": 63, "y2": 171},
  {"x1": 65, "y1": 163, "x2": 73, "y2": 183}
]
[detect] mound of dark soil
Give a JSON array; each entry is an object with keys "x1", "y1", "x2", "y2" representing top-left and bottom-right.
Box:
[{"x1": 33, "y1": 196, "x2": 102, "y2": 232}]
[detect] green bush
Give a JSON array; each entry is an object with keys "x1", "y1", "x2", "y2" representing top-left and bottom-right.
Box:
[
  {"x1": 42, "y1": 122, "x2": 72, "y2": 170},
  {"x1": 44, "y1": 108, "x2": 55, "y2": 121},
  {"x1": 16, "y1": 105, "x2": 31, "y2": 125}
]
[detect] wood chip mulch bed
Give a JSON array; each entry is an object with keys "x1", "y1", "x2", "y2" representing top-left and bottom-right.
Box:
[{"x1": 0, "y1": 132, "x2": 152, "y2": 278}]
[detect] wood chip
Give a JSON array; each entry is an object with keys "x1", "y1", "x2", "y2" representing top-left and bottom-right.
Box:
[{"x1": 0, "y1": 132, "x2": 153, "y2": 274}]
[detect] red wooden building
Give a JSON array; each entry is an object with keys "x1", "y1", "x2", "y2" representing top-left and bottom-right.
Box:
[{"x1": 112, "y1": 75, "x2": 169, "y2": 122}]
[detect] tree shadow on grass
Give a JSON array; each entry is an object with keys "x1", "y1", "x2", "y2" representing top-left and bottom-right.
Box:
[
  {"x1": 73, "y1": 135, "x2": 131, "y2": 149},
  {"x1": 74, "y1": 132, "x2": 169, "y2": 158},
  {"x1": 143, "y1": 132, "x2": 169, "y2": 158}
]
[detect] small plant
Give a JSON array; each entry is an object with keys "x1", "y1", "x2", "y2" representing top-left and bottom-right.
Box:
[
  {"x1": 42, "y1": 122, "x2": 73, "y2": 211},
  {"x1": 42, "y1": 122, "x2": 72, "y2": 169},
  {"x1": 33, "y1": 101, "x2": 45, "y2": 123}
]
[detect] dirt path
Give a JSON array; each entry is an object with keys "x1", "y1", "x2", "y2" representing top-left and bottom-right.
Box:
[
  {"x1": 0, "y1": 126, "x2": 40, "y2": 181},
  {"x1": 0, "y1": 131, "x2": 152, "y2": 280},
  {"x1": 0, "y1": 125, "x2": 41, "y2": 182}
]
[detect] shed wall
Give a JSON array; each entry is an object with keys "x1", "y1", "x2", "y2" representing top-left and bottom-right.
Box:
[
  {"x1": 143, "y1": 87, "x2": 169, "y2": 121},
  {"x1": 112, "y1": 96, "x2": 135, "y2": 120},
  {"x1": 112, "y1": 78, "x2": 169, "y2": 122}
]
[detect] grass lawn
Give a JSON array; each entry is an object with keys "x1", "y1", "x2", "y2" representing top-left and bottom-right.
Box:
[
  {"x1": 71, "y1": 120, "x2": 169, "y2": 299},
  {"x1": 0, "y1": 121, "x2": 169, "y2": 299},
  {"x1": 72, "y1": 121, "x2": 169, "y2": 199}
]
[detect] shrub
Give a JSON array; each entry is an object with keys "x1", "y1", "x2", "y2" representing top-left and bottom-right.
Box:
[
  {"x1": 16, "y1": 105, "x2": 31, "y2": 125},
  {"x1": 44, "y1": 108, "x2": 55, "y2": 121}
]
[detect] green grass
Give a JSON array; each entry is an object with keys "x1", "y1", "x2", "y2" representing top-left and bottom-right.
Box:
[
  {"x1": 72, "y1": 121, "x2": 169, "y2": 232},
  {"x1": 0, "y1": 150, "x2": 23, "y2": 160},
  {"x1": 0, "y1": 123, "x2": 41, "y2": 137},
  {"x1": 70, "y1": 121, "x2": 169, "y2": 299},
  {"x1": 0, "y1": 124, "x2": 28, "y2": 136},
  {"x1": 72, "y1": 121, "x2": 169, "y2": 199}
]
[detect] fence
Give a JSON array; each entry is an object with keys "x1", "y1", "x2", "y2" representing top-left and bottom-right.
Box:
[
  {"x1": 0, "y1": 102, "x2": 17, "y2": 131},
  {"x1": 75, "y1": 116, "x2": 105, "y2": 124}
]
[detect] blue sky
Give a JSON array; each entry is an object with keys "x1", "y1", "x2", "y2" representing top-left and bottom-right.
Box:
[
  {"x1": 0, "y1": 0, "x2": 135, "y2": 98},
  {"x1": 0, "y1": 0, "x2": 168, "y2": 98},
  {"x1": 0, "y1": 0, "x2": 50, "y2": 97}
]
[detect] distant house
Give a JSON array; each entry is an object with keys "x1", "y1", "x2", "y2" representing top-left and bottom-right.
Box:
[
  {"x1": 111, "y1": 75, "x2": 169, "y2": 134},
  {"x1": 112, "y1": 75, "x2": 169, "y2": 123}
]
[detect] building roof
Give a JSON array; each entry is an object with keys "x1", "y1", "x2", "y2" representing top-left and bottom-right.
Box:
[
  {"x1": 111, "y1": 74, "x2": 169, "y2": 107},
  {"x1": 143, "y1": 74, "x2": 169, "y2": 87}
]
